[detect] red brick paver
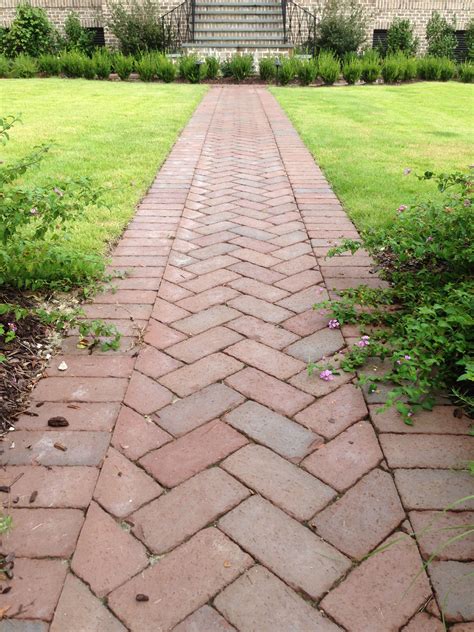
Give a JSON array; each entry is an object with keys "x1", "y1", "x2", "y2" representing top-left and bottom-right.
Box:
[{"x1": 2, "y1": 86, "x2": 472, "y2": 631}]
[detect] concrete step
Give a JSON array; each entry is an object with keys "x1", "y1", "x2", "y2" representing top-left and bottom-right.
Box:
[{"x1": 195, "y1": 26, "x2": 284, "y2": 33}]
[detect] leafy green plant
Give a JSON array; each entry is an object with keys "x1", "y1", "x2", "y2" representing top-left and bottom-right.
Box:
[
  {"x1": 205, "y1": 55, "x2": 219, "y2": 79},
  {"x1": 317, "y1": 50, "x2": 340, "y2": 85},
  {"x1": 0, "y1": 115, "x2": 105, "y2": 290},
  {"x1": 228, "y1": 54, "x2": 254, "y2": 82},
  {"x1": 437, "y1": 56, "x2": 456, "y2": 81},
  {"x1": 0, "y1": 3, "x2": 57, "y2": 57},
  {"x1": 155, "y1": 55, "x2": 176, "y2": 82},
  {"x1": 135, "y1": 52, "x2": 156, "y2": 81},
  {"x1": 9, "y1": 53, "x2": 37, "y2": 77},
  {"x1": 259, "y1": 57, "x2": 276, "y2": 82},
  {"x1": 426, "y1": 11, "x2": 457, "y2": 59},
  {"x1": 342, "y1": 55, "x2": 362, "y2": 84},
  {"x1": 113, "y1": 51, "x2": 134, "y2": 80},
  {"x1": 402, "y1": 56, "x2": 418, "y2": 81},
  {"x1": 60, "y1": 49, "x2": 86, "y2": 78},
  {"x1": 458, "y1": 61, "x2": 474, "y2": 83},
  {"x1": 360, "y1": 49, "x2": 380, "y2": 83},
  {"x1": 466, "y1": 18, "x2": 474, "y2": 61},
  {"x1": 179, "y1": 55, "x2": 206, "y2": 83},
  {"x1": 277, "y1": 58, "x2": 296, "y2": 85},
  {"x1": 316, "y1": 0, "x2": 368, "y2": 58},
  {"x1": 386, "y1": 18, "x2": 418, "y2": 56},
  {"x1": 0, "y1": 54, "x2": 10, "y2": 76},
  {"x1": 37, "y1": 53, "x2": 60, "y2": 75},
  {"x1": 417, "y1": 55, "x2": 442, "y2": 81},
  {"x1": 82, "y1": 55, "x2": 96, "y2": 79},
  {"x1": 312, "y1": 169, "x2": 474, "y2": 422},
  {"x1": 92, "y1": 49, "x2": 112, "y2": 79},
  {"x1": 297, "y1": 59, "x2": 317, "y2": 86},
  {"x1": 108, "y1": 0, "x2": 165, "y2": 55},
  {"x1": 63, "y1": 11, "x2": 94, "y2": 55},
  {"x1": 381, "y1": 54, "x2": 401, "y2": 83}
]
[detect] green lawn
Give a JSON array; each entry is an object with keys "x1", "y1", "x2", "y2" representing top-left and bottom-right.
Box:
[
  {"x1": 1, "y1": 78, "x2": 206, "y2": 256},
  {"x1": 272, "y1": 82, "x2": 474, "y2": 231}
]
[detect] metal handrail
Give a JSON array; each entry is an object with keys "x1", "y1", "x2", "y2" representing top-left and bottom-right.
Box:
[
  {"x1": 281, "y1": 0, "x2": 319, "y2": 54},
  {"x1": 161, "y1": 0, "x2": 195, "y2": 53}
]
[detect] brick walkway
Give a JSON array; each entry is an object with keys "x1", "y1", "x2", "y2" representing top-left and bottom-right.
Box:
[{"x1": 1, "y1": 86, "x2": 473, "y2": 632}]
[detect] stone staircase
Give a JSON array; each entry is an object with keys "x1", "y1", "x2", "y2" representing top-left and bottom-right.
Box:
[{"x1": 183, "y1": 0, "x2": 292, "y2": 58}]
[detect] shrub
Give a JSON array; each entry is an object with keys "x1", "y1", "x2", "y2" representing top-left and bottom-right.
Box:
[
  {"x1": 108, "y1": 0, "x2": 165, "y2": 55},
  {"x1": 386, "y1": 18, "x2": 418, "y2": 56},
  {"x1": 135, "y1": 52, "x2": 157, "y2": 81},
  {"x1": 466, "y1": 18, "x2": 474, "y2": 61},
  {"x1": 402, "y1": 56, "x2": 418, "y2": 80},
  {"x1": 417, "y1": 56, "x2": 442, "y2": 81},
  {"x1": 437, "y1": 56, "x2": 456, "y2": 81},
  {"x1": 277, "y1": 58, "x2": 296, "y2": 85},
  {"x1": 297, "y1": 59, "x2": 317, "y2": 85},
  {"x1": 312, "y1": 170, "x2": 474, "y2": 422},
  {"x1": 360, "y1": 49, "x2": 380, "y2": 83},
  {"x1": 205, "y1": 56, "x2": 219, "y2": 79},
  {"x1": 317, "y1": 50, "x2": 340, "y2": 84},
  {"x1": 60, "y1": 50, "x2": 86, "y2": 78},
  {"x1": 114, "y1": 52, "x2": 134, "y2": 80},
  {"x1": 426, "y1": 11, "x2": 457, "y2": 59},
  {"x1": 1, "y1": 3, "x2": 57, "y2": 57},
  {"x1": 316, "y1": 0, "x2": 368, "y2": 58},
  {"x1": 92, "y1": 49, "x2": 112, "y2": 79},
  {"x1": 228, "y1": 54, "x2": 253, "y2": 81},
  {"x1": 0, "y1": 115, "x2": 104, "y2": 290},
  {"x1": 64, "y1": 11, "x2": 94, "y2": 55},
  {"x1": 342, "y1": 55, "x2": 362, "y2": 84},
  {"x1": 82, "y1": 56, "x2": 96, "y2": 79},
  {"x1": 381, "y1": 54, "x2": 401, "y2": 83},
  {"x1": 157, "y1": 56, "x2": 176, "y2": 82},
  {"x1": 179, "y1": 55, "x2": 206, "y2": 83},
  {"x1": 458, "y1": 61, "x2": 474, "y2": 83},
  {"x1": 37, "y1": 53, "x2": 60, "y2": 75},
  {"x1": 9, "y1": 53, "x2": 37, "y2": 77},
  {"x1": 0, "y1": 54, "x2": 10, "y2": 77},
  {"x1": 259, "y1": 57, "x2": 276, "y2": 82}
]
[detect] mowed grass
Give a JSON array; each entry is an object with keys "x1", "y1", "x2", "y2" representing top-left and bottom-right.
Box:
[
  {"x1": 271, "y1": 82, "x2": 474, "y2": 231},
  {"x1": 1, "y1": 78, "x2": 207, "y2": 256}
]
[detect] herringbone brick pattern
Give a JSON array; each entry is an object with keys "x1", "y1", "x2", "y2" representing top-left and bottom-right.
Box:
[{"x1": 1, "y1": 87, "x2": 472, "y2": 631}]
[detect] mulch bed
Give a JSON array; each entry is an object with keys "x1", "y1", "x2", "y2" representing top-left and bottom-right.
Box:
[{"x1": 0, "y1": 290, "x2": 58, "y2": 434}]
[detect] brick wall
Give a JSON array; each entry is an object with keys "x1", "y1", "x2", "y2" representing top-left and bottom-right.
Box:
[{"x1": 1, "y1": 0, "x2": 472, "y2": 52}]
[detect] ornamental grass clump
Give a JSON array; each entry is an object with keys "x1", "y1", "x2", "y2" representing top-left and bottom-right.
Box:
[
  {"x1": 228, "y1": 54, "x2": 254, "y2": 82},
  {"x1": 259, "y1": 57, "x2": 276, "y2": 82},
  {"x1": 297, "y1": 59, "x2": 317, "y2": 86},
  {"x1": 342, "y1": 55, "x2": 362, "y2": 84},
  {"x1": 360, "y1": 49, "x2": 380, "y2": 83},
  {"x1": 205, "y1": 56, "x2": 219, "y2": 79},
  {"x1": 113, "y1": 52, "x2": 134, "y2": 80},
  {"x1": 458, "y1": 61, "x2": 474, "y2": 83},
  {"x1": 60, "y1": 50, "x2": 86, "y2": 78},
  {"x1": 37, "y1": 53, "x2": 61, "y2": 76},
  {"x1": 311, "y1": 169, "x2": 474, "y2": 422},
  {"x1": 317, "y1": 50, "x2": 340, "y2": 85},
  {"x1": 9, "y1": 54, "x2": 37, "y2": 78}
]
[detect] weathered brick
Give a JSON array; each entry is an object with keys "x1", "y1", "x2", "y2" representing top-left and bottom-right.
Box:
[
  {"x1": 228, "y1": 295, "x2": 293, "y2": 324},
  {"x1": 31, "y1": 378, "x2": 128, "y2": 403},
  {"x1": 71, "y1": 502, "x2": 148, "y2": 597},
  {"x1": 50, "y1": 574, "x2": 127, "y2": 632},
  {"x1": 134, "y1": 345, "x2": 182, "y2": 380},
  {"x1": 428, "y1": 561, "x2": 474, "y2": 622},
  {"x1": 302, "y1": 421, "x2": 383, "y2": 491},
  {"x1": 228, "y1": 277, "x2": 288, "y2": 302},
  {"x1": 226, "y1": 315, "x2": 298, "y2": 349},
  {"x1": 311, "y1": 469, "x2": 405, "y2": 559},
  {"x1": 321, "y1": 532, "x2": 432, "y2": 631},
  {"x1": 395, "y1": 470, "x2": 474, "y2": 511},
  {"x1": 177, "y1": 286, "x2": 239, "y2": 313},
  {"x1": 219, "y1": 496, "x2": 350, "y2": 599},
  {"x1": 111, "y1": 405, "x2": 171, "y2": 461},
  {"x1": 108, "y1": 528, "x2": 252, "y2": 631},
  {"x1": 155, "y1": 383, "x2": 244, "y2": 436},
  {"x1": 139, "y1": 419, "x2": 248, "y2": 487},
  {"x1": 124, "y1": 371, "x2": 173, "y2": 415},
  {"x1": 410, "y1": 511, "x2": 474, "y2": 561},
  {"x1": 379, "y1": 434, "x2": 473, "y2": 469},
  {"x1": 160, "y1": 353, "x2": 243, "y2": 397},
  {"x1": 285, "y1": 328, "x2": 345, "y2": 362},
  {"x1": 226, "y1": 367, "x2": 314, "y2": 417},
  {"x1": 15, "y1": 402, "x2": 119, "y2": 432},
  {"x1": 173, "y1": 606, "x2": 236, "y2": 632},
  {"x1": 222, "y1": 444, "x2": 335, "y2": 520},
  {"x1": 173, "y1": 305, "x2": 241, "y2": 335},
  {"x1": 402, "y1": 613, "x2": 444, "y2": 632},
  {"x1": 45, "y1": 356, "x2": 134, "y2": 378},
  {"x1": 166, "y1": 326, "x2": 242, "y2": 363},
  {"x1": 225, "y1": 339, "x2": 305, "y2": 380},
  {"x1": 144, "y1": 319, "x2": 187, "y2": 349},
  {"x1": 370, "y1": 405, "x2": 472, "y2": 435},
  {"x1": 131, "y1": 467, "x2": 249, "y2": 553},
  {"x1": 225, "y1": 401, "x2": 321, "y2": 462},
  {"x1": 215, "y1": 566, "x2": 342, "y2": 632},
  {"x1": 295, "y1": 384, "x2": 368, "y2": 438}
]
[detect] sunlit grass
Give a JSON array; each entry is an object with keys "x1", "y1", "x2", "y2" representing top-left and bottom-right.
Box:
[
  {"x1": 1, "y1": 78, "x2": 207, "y2": 255},
  {"x1": 272, "y1": 82, "x2": 474, "y2": 231}
]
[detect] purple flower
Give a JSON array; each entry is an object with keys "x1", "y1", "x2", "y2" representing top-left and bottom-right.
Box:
[
  {"x1": 426, "y1": 236, "x2": 433, "y2": 243},
  {"x1": 7, "y1": 322, "x2": 17, "y2": 332},
  {"x1": 328, "y1": 319, "x2": 340, "y2": 329},
  {"x1": 30, "y1": 207, "x2": 38, "y2": 215},
  {"x1": 396, "y1": 360, "x2": 402, "y2": 365},
  {"x1": 463, "y1": 199, "x2": 471, "y2": 207},
  {"x1": 403, "y1": 168, "x2": 412, "y2": 176},
  {"x1": 404, "y1": 355, "x2": 411, "y2": 360},
  {"x1": 397, "y1": 205, "x2": 408, "y2": 214},
  {"x1": 54, "y1": 187, "x2": 64, "y2": 197},
  {"x1": 407, "y1": 411, "x2": 413, "y2": 418},
  {"x1": 319, "y1": 369, "x2": 334, "y2": 382},
  {"x1": 356, "y1": 335, "x2": 370, "y2": 348}
]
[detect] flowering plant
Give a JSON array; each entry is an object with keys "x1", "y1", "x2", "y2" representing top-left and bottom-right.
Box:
[{"x1": 313, "y1": 169, "x2": 474, "y2": 423}]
